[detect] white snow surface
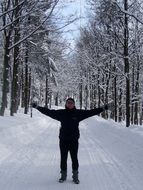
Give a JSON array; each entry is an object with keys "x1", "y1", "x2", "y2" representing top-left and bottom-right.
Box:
[{"x1": 0, "y1": 108, "x2": 143, "y2": 190}]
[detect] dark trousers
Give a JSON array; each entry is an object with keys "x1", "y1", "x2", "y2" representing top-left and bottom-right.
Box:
[{"x1": 59, "y1": 139, "x2": 79, "y2": 171}]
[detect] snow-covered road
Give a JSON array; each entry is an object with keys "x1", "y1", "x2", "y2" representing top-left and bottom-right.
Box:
[{"x1": 0, "y1": 110, "x2": 143, "y2": 190}]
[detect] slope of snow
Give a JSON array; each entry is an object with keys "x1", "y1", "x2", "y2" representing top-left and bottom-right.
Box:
[{"x1": 0, "y1": 109, "x2": 143, "y2": 190}]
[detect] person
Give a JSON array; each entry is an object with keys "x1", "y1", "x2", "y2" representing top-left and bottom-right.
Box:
[{"x1": 32, "y1": 98, "x2": 110, "y2": 184}]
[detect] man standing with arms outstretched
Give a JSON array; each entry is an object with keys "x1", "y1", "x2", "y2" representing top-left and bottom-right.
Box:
[{"x1": 32, "y1": 98, "x2": 110, "y2": 184}]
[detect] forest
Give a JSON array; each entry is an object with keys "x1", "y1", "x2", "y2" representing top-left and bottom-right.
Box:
[{"x1": 0, "y1": 0, "x2": 143, "y2": 127}]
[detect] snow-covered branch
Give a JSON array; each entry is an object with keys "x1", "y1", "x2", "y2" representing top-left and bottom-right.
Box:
[
  {"x1": 0, "y1": 0, "x2": 25, "y2": 18},
  {"x1": 0, "y1": 1, "x2": 38, "y2": 32},
  {"x1": 8, "y1": 0, "x2": 59, "y2": 50},
  {"x1": 115, "y1": 2, "x2": 143, "y2": 25}
]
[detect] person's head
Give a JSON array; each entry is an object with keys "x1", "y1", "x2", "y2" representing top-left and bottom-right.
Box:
[{"x1": 65, "y1": 97, "x2": 75, "y2": 110}]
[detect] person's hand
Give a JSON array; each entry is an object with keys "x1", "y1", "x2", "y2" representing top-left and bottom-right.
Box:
[
  {"x1": 31, "y1": 102, "x2": 38, "y2": 108},
  {"x1": 104, "y1": 104, "x2": 108, "y2": 110},
  {"x1": 106, "y1": 101, "x2": 114, "y2": 110}
]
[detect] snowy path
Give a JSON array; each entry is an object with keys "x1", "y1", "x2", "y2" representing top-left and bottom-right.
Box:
[{"x1": 0, "y1": 110, "x2": 143, "y2": 190}]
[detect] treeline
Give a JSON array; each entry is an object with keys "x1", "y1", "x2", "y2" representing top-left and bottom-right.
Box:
[
  {"x1": 0, "y1": 0, "x2": 74, "y2": 116},
  {"x1": 71, "y1": 0, "x2": 143, "y2": 127},
  {"x1": 0, "y1": 0, "x2": 143, "y2": 128}
]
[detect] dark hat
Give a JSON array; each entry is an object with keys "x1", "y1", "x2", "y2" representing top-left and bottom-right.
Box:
[{"x1": 66, "y1": 97, "x2": 75, "y2": 103}]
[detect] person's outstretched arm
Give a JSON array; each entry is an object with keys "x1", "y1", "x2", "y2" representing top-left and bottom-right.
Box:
[
  {"x1": 32, "y1": 103, "x2": 62, "y2": 121},
  {"x1": 77, "y1": 105, "x2": 108, "y2": 122}
]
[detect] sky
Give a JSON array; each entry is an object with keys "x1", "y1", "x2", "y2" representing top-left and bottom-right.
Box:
[{"x1": 59, "y1": 0, "x2": 87, "y2": 49}]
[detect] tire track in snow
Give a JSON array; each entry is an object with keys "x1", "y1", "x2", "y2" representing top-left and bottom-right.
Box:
[
  {"x1": 86, "y1": 117, "x2": 143, "y2": 189},
  {"x1": 80, "y1": 121, "x2": 138, "y2": 190},
  {"x1": 80, "y1": 131, "x2": 114, "y2": 190}
]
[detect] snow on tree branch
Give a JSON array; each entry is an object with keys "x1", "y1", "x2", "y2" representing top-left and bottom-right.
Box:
[
  {"x1": 8, "y1": 0, "x2": 60, "y2": 50},
  {"x1": 49, "y1": 57, "x2": 58, "y2": 72},
  {"x1": 115, "y1": 1, "x2": 143, "y2": 25},
  {"x1": 0, "y1": 0, "x2": 25, "y2": 18}
]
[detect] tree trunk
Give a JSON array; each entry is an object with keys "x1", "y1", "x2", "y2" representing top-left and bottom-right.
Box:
[
  {"x1": 21, "y1": 65, "x2": 25, "y2": 107},
  {"x1": 89, "y1": 73, "x2": 93, "y2": 109},
  {"x1": 28, "y1": 68, "x2": 31, "y2": 106},
  {"x1": 85, "y1": 84, "x2": 88, "y2": 110},
  {"x1": 55, "y1": 92, "x2": 58, "y2": 106},
  {"x1": 114, "y1": 72, "x2": 117, "y2": 122},
  {"x1": 131, "y1": 64, "x2": 135, "y2": 124},
  {"x1": 118, "y1": 88, "x2": 122, "y2": 122},
  {"x1": 45, "y1": 75, "x2": 48, "y2": 107},
  {"x1": 0, "y1": 36, "x2": 10, "y2": 116},
  {"x1": 101, "y1": 74, "x2": 105, "y2": 118},
  {"x1": 79, "y1": 74, "x2": 83, "y2": 109},
  {"x1": 24, "y1": 48, "x2": 29, "y2": 114},
  {"x1": 134, "y1": 61, "x2": 140, "y2": 125},
  {"x1": 124, "y1": 0, "x2": 130, "y2": 127},
  {"x1": 105, "y1": 69, "x2": 111, "y2": 119},
  {"x1": 139, "y1": 105, "x2": 142, "y2": 125},
  {"x1": 84, "y1": 69, "x2": 90, "y2": 110},
  {"x1": 97, "y1": 69, "x2": 101, "y2": 107},
  {"x1": 10, "y1": 0, "x2": 21, "y2": 116},
  {"x1": 93, "y1": 74, "x2": 96, "y2": 108}
]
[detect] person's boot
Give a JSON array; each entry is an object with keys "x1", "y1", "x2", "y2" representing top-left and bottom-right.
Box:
[
  {"x1": 72, "y1": 170, "x2": 80, "y2": 184},
  {"x1": 59, "y1": 170, "x2": 67, "y2": 183}
]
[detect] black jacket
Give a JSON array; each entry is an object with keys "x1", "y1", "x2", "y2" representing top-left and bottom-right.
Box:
[{"x1": 37, "y1": 106, "x2": 105, "y2": 141}]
